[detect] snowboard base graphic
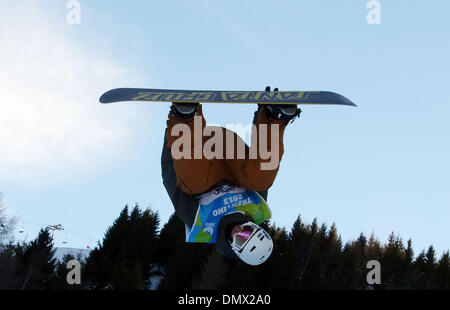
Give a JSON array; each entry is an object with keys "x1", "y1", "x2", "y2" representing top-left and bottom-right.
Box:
[{"x1": 99, "y1": 88, "x2": 356, "y2": 107}]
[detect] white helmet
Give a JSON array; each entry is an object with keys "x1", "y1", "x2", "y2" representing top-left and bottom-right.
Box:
[{"x1": 231, "y1": 222, "x2": 273, "y2": 266}]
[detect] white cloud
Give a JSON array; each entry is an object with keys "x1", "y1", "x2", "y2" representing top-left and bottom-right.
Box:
[{"x1": 0, "y1": 2, "x2": 148, "y2": 186}]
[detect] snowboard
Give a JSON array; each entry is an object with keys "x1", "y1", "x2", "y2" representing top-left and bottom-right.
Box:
[{"x1": 99, "y1": 88, "x2": 356, "y2": 106}]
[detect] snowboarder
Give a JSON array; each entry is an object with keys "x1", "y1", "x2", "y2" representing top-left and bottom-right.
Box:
[{"x1": 161, "y1": 87, "x2": 301, "y2": 265}]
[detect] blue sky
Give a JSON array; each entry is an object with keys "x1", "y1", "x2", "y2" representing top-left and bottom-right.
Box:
[{"x1": 0, "y1": 0, "x2": 449, "y2": 256}]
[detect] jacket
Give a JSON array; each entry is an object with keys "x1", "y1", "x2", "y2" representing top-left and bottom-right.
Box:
[{"x1": 161, "y1": 131, "x2": 268, "y2": 259}]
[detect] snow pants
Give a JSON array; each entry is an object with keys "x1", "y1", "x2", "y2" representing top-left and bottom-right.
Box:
[{"x1": 164, "y1": 105, "x2": 288, "y2": 196}]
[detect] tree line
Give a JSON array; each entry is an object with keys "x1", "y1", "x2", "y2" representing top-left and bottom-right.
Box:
[{"x1": 1, "y1": 198, "x2": 449, "y2": 290}]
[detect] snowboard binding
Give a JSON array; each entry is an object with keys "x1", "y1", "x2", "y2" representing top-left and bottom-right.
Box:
[
  {"x1": 262, "y1": 86, "x2": 302, "y2": 122},
  {"x1": 170, "y1": 102, "x2": 199, "y2": 119}
]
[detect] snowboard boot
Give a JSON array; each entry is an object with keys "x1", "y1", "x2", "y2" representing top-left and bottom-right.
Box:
[
  {"x1": 262, "y1": 86, "x2": 302, "y2": 122},
  {"x1": 170, "y1": 102, "x2": 199, "y2": 119}
]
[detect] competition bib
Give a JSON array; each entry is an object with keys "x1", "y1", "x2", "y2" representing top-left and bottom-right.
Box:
[{"x1": 185, "y1": 184, "x2": 271, "y2": 243}]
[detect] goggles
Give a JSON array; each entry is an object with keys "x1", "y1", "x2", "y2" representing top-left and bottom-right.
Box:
[{"x1": 232, "y1": 223, "x2": 259, "y2": 251}]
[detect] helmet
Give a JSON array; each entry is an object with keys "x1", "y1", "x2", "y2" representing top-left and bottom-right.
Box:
[{"x1": 231, "y1": 222, "x2": 273, "y2": 266}]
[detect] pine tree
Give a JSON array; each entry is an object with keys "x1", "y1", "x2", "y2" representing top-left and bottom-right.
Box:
[
  {"x1": 155, "y1": 212, "x2": 213, "y2": 289},
  {"x1": 136, "y1": 206, "x2": 160, "y2": 289},
  {"x1": 301, "y1": 223, "x2": 328, "y2": 289},
  {"x1": 156, "y1": 213, "x2": 185, "y2": 265},
  {"x1": 356, "y1": 233, "x2": 369, "y2": 289},
  {"x1": 380, "y1": 232, "x2": 406, "y2": 289},
  {"x1": 158, "y1": 241, "x2": 212, "y2": 289},
  {"x1": 436, "y1": 251, "x2": 450, "y2": 290},
  {"x1": 191, "y1": 251, "x2": 228, "y2": 289},
  {"x1": 292, "y1": 218, "x2": 322, "y2": 289},
  {"x1": 412, "y1": 250, "x2": 427, "y2": 289},
  {"x1": 84, "y1": 204, "x2": 160, "y2": 289},
  {"x1": 366, "y1": 232, "x2": 382, "y2": 261},
  {"x1": 0, "y1": 244, "x2": 22, "y2": 289},
  {"x1": 320, "y1": 223, "x2": 343, "y2": 289},
  {"x1": 83, "y1": 206, "x2": 131, "y2": 289},
  {"x1": 288, "y1": 215, "x2": 310, "y2": 289},
  {"x1": 340, "y1": 233, "x2": 367, "y2": 289},
  {"x1": 405, "y1": 239, "x2": 414, "y2": 264},
  {"x1": 252, "y1": 224, "x2": 294, "y2": 289},
  {"x1": 399, "y1": 239, "x2": 415, "y2": 289},
  {"x1": 423, "y1": 245, "x2": 437, "y2": 289},
  {"x1": 52, "y1": 253, "x2": 87, "y2": 290},
  {"x1": 15, "y1": 228, "x2": 57, "y2": 289}
]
